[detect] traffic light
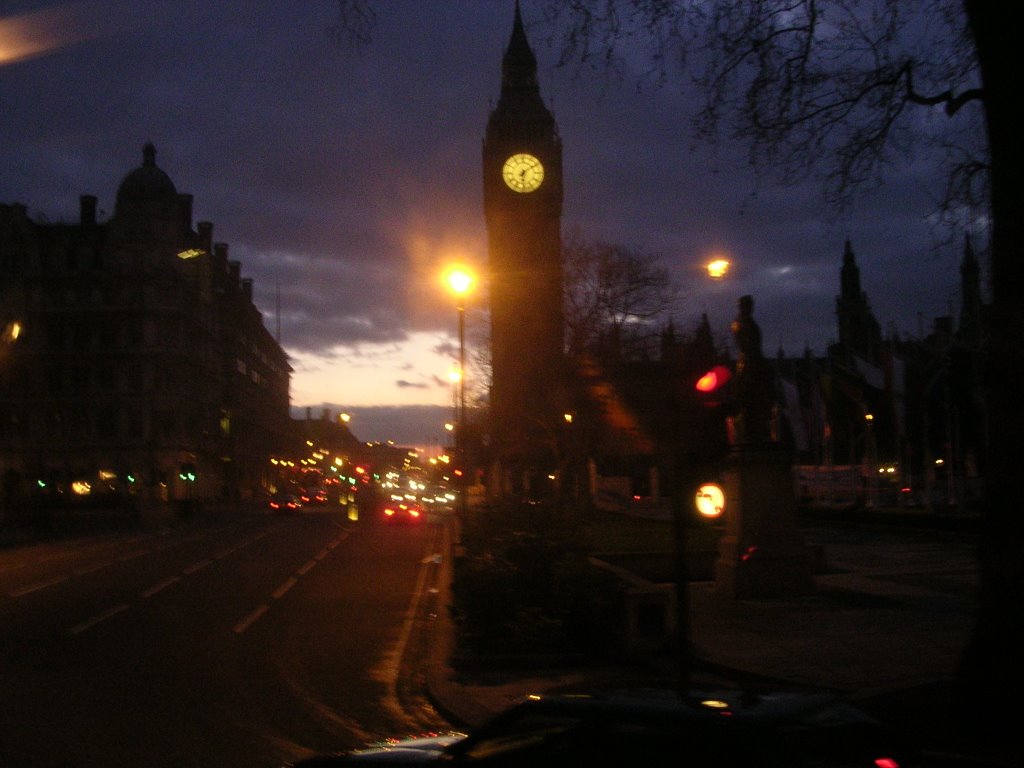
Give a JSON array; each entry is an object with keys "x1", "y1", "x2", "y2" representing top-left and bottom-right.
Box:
[
  {"x1": 179, "y1": 463, "x2": 196, "y2": 482},
  {"x1": 679, "y1": 363, "x2": 733, "y2": 466},
  {"x1": 695, "y1": 482, "x2": 726, "y2": 520},
  {"x1": 695, "y1": 365, "x2": 732, "y2": 403}
]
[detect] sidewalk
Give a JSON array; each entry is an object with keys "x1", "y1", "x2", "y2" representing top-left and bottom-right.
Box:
[{"x1": 425, "y1": 519, "x2": 1012, "y2": 765}]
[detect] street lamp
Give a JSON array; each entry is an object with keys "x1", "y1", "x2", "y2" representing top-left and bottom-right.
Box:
[
  {"x1": 444, "y1": 266, "x2": 476, "y2": 499},
  {"x1": 706, "y1": 257, "x2": 731, "y2": 280}
]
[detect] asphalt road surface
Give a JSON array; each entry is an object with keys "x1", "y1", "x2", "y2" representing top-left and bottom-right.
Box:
[{"x1": 0, "y1": 508, "x2": 450, "y2": 768}]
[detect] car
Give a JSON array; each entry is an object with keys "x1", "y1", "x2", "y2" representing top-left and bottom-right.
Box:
[
  {"x1": 287, "y1": 690, "x2": 918, "y2": 766},
  {"x1": 269, "y1": 493, "x2": 302, "y2": 514},
  {"x1": 299, "y1": 488, "x2": 329, "y2": 506},
  {"x1": 382, "y1": 499, "x2": 423, "y2": 524}
]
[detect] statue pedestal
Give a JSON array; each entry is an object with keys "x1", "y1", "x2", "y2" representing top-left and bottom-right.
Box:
[{"x1": 714, "y1": 445, "x2": 813, "y2": 598}]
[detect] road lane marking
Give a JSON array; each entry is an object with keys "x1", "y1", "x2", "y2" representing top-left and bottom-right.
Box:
[
  {"x1": 70, "y1": 603, "x2": 129, "y2": 635},
  {"x1": 233, "y1": 529, "x2": 348, "y2": 633},
  {"x1": 233, "y1": 604, "x2": 268, "y2": 634},
  {"x1": 141, "y1": 576, "x2": 180, "y2": 598},
  {"x1": 10, "y1": 575, "x2": 68, "y2": 597},
  {"x1": 184, "y1": 558, "x2": 213, "y2": 574},
  {"x1": 74, "y1": 559, "x2": 114, "y2": 576},
  {"x1": 215, "y1": 543, "x2": 246, "y2": 559},
  {"x1": 118, "y1": 549, "x2": 150, "y2": 562},
  {"x1": 272, "y1": 577, "x2": 298, "y2": 599}
]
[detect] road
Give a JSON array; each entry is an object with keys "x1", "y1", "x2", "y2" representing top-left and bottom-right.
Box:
[{"x1": 0, "y1": 508, "x2": 451, "y2": 768}]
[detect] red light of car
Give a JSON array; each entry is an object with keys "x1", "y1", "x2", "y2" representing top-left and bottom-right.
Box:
[{"x1": 874, "y1": 759, "x2": 900, "y2": 768}]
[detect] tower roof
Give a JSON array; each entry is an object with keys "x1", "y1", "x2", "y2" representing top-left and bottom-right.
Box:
[
  {"x1": 116, "y1": 142, "x2": 178, "y2": 207},
  {"x1": 502, "y1": 1, "x2": 538, "y2": 93},
  {"x1": 489, "y1": 1, "x2": 556, "y2": 132}
]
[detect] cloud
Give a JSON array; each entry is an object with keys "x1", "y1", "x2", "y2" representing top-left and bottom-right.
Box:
[{"x1": 0, "y1": 0, "x2": 971, "y2": 438}]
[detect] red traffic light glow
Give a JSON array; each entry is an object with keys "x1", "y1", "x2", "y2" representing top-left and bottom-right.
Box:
[{"x1": 696, "y1": 365, "x2": 732, "y2": 393}]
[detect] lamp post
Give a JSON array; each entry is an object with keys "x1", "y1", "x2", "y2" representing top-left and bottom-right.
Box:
[{"x1": 444, "y1": 266, "x2": 475, "y2": 503}]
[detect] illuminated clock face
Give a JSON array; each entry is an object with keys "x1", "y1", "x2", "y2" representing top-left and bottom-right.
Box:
[{"x1": 502, "y1": 153, "x2": 544, "y2": 193}]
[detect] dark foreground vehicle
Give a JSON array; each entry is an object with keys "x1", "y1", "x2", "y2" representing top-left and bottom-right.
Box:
[{"x1": 288, "y1": 690, "x2": 918, "y2": 766}]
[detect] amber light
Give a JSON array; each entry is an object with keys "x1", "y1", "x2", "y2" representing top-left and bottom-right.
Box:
[{"x1": 695, "y1": 484, "x2": 725, "y2": 518}]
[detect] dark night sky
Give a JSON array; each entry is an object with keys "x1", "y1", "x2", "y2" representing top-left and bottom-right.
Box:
[{"x1": 0, "y1": 0, "x2": 978, "y2": 447}]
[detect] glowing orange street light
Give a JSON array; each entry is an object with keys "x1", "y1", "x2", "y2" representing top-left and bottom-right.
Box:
[
  {"x1": 706, "y1": 258, "x2": 731, "y2": 280},
  {"x1": 445, "y1": 267, "x2": 475, "y2": 299}
]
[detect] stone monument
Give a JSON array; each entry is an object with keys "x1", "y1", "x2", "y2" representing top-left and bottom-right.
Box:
[{"x1": 714, "y1": 296, "x2": 813, "y2": 598}]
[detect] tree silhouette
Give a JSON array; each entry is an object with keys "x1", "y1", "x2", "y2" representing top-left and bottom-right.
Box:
[
  {"x1": 563, "y1": 230, "x2": 682, "y2": 360},
  {"x1": 544, "y1": 3, "x2": 1022, "y2": 732}
]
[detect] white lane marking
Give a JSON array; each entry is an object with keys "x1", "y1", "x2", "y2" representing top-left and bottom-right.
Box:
[
  {"x1": 74, "y1": 559, "x2": 114, "y2": 576},
  {"x1": 141, "y1": 576, "x2": 180, "y2": 598},
  {"x1": 9, "y1": 574, "x2": 69, "y2": 597},
  {"x1": 184, "y1": 558, "x2": 213, "y2": 574},
  {"x1": 215, "y1": 543, "x2": 245, "y2": 559},
  {"x1": 70, "y1": 603, "x2": 129, "y2": 635},
  {"x1": 272, "y1": 577, "x2": 298, "y2": 600},
  {"x1": 233, "y1": 604, "x2": 269, "y2": 634},
  {"x1": 233, "y1": 529, "x2": 348, "y2": 633},
  {"x1": 118, "y1": 549, "x2": 149, "y2": 562}
]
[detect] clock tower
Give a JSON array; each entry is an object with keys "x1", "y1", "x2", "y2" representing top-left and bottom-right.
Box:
[{"x1": 483, "y1": 2, "x2": 565, "y2": 496}]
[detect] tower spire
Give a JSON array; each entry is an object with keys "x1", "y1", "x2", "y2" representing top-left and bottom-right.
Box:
[
  {"x1": 503, "y1": 1, "x2": 538, "y2": 93},
  {"x1": 490, "y1": 0, "x2": 554, "y2": 132}
]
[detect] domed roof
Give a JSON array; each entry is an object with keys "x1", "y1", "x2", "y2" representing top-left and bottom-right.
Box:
[{"x1": 116, "y1": 142, "x2": 177, "y2": 205}]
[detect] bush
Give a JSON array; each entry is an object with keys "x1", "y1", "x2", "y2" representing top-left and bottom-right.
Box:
[{"x1": 451, "y1": 499, "x2": 624, "y2": 658}]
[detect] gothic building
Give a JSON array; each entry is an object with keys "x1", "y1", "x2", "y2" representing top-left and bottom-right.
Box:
[
  {"x1": 0, "y1": 144, "x2": 291, "y2": 518},
  {"x1": 780, "y1": 237, "x2": 987, "y2": 508},
  {"x1": 482, "y1": 4, "x2": 567, "y2": 497},
  {"x1": 834, "y1": 239, "x2": 883, "y2": 363}
]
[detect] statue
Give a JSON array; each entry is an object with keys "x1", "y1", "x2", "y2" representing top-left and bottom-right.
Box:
[{"x1": 730, "y1": 295, "x2": 774, "y2": 445}]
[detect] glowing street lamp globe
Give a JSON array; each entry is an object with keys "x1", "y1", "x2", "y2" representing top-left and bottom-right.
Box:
[
  {"x1": 695, "y1": 483, "x2": 726, "y2": 519},
  {"x1": 445, "y1": 267, "x2": 475, "y2": 299}
]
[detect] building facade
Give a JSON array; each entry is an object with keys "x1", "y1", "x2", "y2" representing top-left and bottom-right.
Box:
[
  {"x1": 0, "y1": 144, "x2": 291, "y2": 519},
  {"x1": 482, "y1": 4, "x2": 567, "y2": 497}
]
